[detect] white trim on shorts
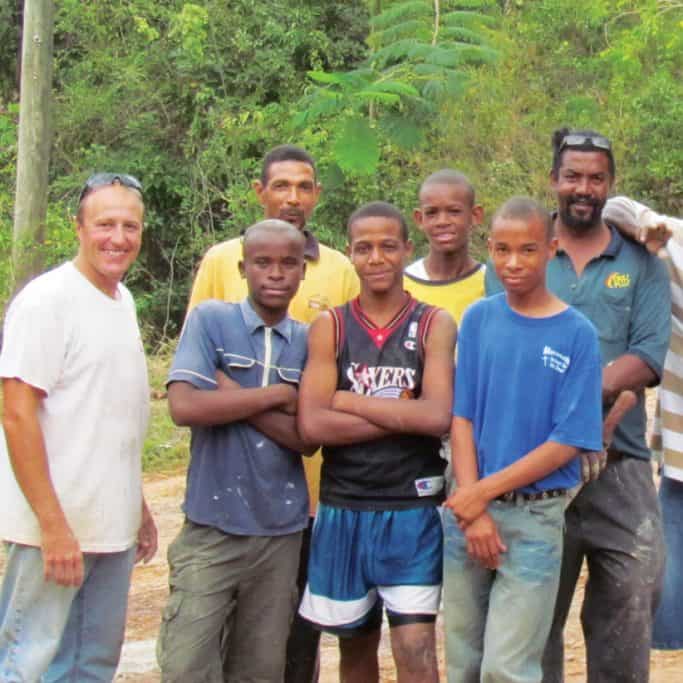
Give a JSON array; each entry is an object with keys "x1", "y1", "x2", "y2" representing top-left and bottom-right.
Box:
[{"x1": 299, "y1": 583, "x2": 441, "y2": 627}]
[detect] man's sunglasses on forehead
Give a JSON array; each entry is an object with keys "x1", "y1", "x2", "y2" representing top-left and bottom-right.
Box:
[
  {"x1": 79, "y1": 173, "x2": 143, "y2": 203},
  {"x1": 559, "y1": 134, "x2": 612, "y2": 152}
]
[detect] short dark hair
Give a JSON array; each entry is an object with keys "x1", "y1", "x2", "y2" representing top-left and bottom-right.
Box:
[
  {"x1": 419, "y1": 169, "x2": 475, "y2": 206},
  {"x1": 551, "y1": 127, "x2": 615, "y2": 178},
  {"x1": 242, "y1": 218, "x2": 305, "y2": 251},
  {"x1": 347, "y1": 201, "x2": 409, "y2": 242},
  {"x1": 491, "y1": 196, "x2": 554, "y2": 242},
  {"x1": 261, "y1": 145, "x2": 317, "y2": 185}
]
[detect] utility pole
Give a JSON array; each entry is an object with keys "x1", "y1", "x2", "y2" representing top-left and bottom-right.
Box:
[{"x1": 12, "y1": 0, "x2": 54, "y2": 293}]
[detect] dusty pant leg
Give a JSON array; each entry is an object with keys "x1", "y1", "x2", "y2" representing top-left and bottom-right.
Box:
[
  {"x1": 442, "y1": 509, "x2": 492, "y2": 683},
  {"x1": 541, "y1": 498, "x2": 585, "y2": 683},
  {"x1": 483, "y1": 498, "x2": 566, "y2": 683},
  {"x1": 224, "y1": 531, "x2": 302, "y2": 682},
  {"x1": 579, "y1": 456, "x2": 665, "y2": 683},
  {"x1": 157, "y1": 520, "x2": 243, "y2": 683},
  {"x1": 653, "y1": 476, "x2": 683, "y2": 649},
  {"x1": 285, "y1": 518, "x2": 321, "y2": 683}
]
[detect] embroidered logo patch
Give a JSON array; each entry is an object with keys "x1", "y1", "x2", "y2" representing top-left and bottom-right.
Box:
[{"x1": 605, "y1": 272, "x2": 631, "y2": 289}]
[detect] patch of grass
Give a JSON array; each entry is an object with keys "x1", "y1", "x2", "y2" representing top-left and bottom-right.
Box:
[{"x1": 143, "y1": 345, "x2": 189, "y2": 474}]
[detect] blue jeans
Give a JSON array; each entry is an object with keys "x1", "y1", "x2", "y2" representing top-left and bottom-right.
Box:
[
  {"x1": 653, "y1": 476, "x2": 683, "y2": 649},
  {"x1": 0, "y1": 542, "x2": 135, "y2": 682},
  {"x1": 443, "y1": 496, "x2": 566, "y2": 683}
]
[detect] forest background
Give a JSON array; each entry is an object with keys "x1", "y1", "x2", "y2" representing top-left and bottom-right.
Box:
[{"x1": 0, "y1": 1, "x2": 682, "y2": 464}]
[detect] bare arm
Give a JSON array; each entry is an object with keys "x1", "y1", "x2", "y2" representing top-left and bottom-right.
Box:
[
  {"x1": 248, "y1": 412, "x2": 317, "y2": 455},
  {"x1": 450, "y1": 416, "x2": 479, "y2": 488},
  {"x1": 331, "y1": 310, "x2": 456, "y2": 437},
  {"x1": 602, "y1": 355, "x2": 656, "y2": 402},
  {"x1": 167, "y1": 379, "x2": 295, "y2": 427},
  {"x1": 297, "y1": 313, "x2": 391, "y2": 445},
  {"x1": 136, "y1": 496, "x2": 158, "y2": 564},
  {"x1": 446, "y1": 440, "x2": 578, "y2": 525},
  {"x1": 2, "y1": 378, "x2": 83, "y2": 587},
  {"x1": 213, "y1": 370, "x2": 315, "y2": 454},
  {"x1": 446, "y1": 415, "x2": 506, "y2": 568}
]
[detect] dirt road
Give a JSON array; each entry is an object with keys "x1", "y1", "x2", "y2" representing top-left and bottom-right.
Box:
[{"x1": 111, "y1": 472, "x2": 683, "y2": 682}]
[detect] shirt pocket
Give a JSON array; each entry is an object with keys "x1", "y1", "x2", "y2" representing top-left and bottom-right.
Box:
[
  {"x1": 596, "y1": 292, "x2": 632, "y2": 345},
  {"x1": 222, "y1": 352, "x2": 259, "y2": 386},
  {"x1": 276, "y1": 366, "x2": 302, "y2": 385}
]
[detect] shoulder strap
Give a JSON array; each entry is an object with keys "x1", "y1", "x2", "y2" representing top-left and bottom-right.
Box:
[
  {"x1": 417, "y1": 304, "x2": 440, "y2": 362},
  {"x1": 328, "y1": 305, "x2": 346, "y2": 360}
]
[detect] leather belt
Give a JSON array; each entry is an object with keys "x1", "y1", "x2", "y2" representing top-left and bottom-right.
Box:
[{"x1": 495, "y1": 488, "x2": 567, "y2": 503}]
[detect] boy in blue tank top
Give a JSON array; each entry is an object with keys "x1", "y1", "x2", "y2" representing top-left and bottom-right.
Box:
[
  {"x1": 442, "y1": 197, "x2": 603, "y2": 683},
  {"x1": 157, "y1": 220, "x2": 313, "y2": 682}
]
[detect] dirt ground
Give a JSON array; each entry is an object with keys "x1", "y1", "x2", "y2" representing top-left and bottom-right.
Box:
[{"x1": 107, "y1": 470, "x2": 683, "y2": 682}]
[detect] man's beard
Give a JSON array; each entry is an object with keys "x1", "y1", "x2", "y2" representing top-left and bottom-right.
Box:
[{"x1": 558, "y1": 195, "x2": 605, "y2": 233}]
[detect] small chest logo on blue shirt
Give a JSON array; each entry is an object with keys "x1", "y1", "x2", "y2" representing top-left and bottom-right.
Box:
[{"x1": 542, "y1": 346, "x2": 570, "y2": 374}]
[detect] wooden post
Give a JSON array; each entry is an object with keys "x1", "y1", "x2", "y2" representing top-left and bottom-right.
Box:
[{"x1": 12, "y1": 0, "x2": 55, "y2": 293}]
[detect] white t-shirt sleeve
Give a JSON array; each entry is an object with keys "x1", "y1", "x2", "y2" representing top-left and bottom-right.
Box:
[{"x1": 0, "y1": 286, "x2": 66, "y2": 394}]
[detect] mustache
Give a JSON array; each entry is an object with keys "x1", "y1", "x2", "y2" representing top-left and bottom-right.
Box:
[
  {"x1": 568, "y1": 195, "x2": 601, "y2": 208},
  {"x1": 280, "y1": 208, "x2": 305, "y2": 219}
]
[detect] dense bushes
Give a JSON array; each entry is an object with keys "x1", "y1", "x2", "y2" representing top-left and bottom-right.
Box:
[{"x1": 0, "y1": 0, "x2": 681, "y2": 344}]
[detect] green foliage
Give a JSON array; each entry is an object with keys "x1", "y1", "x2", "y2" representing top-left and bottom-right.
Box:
[
  {"x1": 142, "y1": 349, "x2": 189, "y2": 473},
  {"x1": 2, "y1": 0, "x2": 683, "y2": 341},
  {"x1": 294, "y1": 0, "x2": 499, "y2": 184},
  {"x1": 0, "y1": 0, "x2": 20, "y2": 102}
]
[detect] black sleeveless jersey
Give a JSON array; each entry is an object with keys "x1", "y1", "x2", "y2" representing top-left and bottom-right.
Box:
[{"x1": 321, "y1": 295, "x2": 446, "y2": 511}]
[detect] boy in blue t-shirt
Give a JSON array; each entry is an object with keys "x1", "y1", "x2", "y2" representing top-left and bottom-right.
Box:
[
  {"x1": 157, "y1": 220, "x2": 313, "y2": 682},
  {"x1": 442, "y1": 197, "x2": 603, "y2": 683}
]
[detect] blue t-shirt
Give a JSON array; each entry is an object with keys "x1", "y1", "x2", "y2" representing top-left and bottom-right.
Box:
[
  {"x1": 486, "y1": 225, "x2": 671, "y2": 459},
  {"x1": 168, "y1": 298, "x2": 309, "y2": 536},
  {"x1": 454, "y1": 294, "x2": 603, "y2": 492}
]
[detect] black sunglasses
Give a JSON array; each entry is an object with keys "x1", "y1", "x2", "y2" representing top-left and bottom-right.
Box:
[
  {"x1": 79, "y1": 173, "x2": 143, "y2": 202},
  {"x1": 559, "y1": 134, "x2": 612, "y2": 152}
]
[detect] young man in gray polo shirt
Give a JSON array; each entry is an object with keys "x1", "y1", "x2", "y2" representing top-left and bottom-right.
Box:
[
  {"x1": 489, "y1": 129, "x2": 671, "y2": 681},
  {"x1": 157, "y1": 220, "x2": 313, "y2": 682}
]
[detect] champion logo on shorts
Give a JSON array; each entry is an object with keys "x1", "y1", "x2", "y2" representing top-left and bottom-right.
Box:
[{"x1": 414, "y1": 476, "x2": 444, "y2": 497}]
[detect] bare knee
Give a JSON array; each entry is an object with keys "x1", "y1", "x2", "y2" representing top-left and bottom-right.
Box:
[{"x1": 390, "y1": 622, "x2": 438, "y2": 683}]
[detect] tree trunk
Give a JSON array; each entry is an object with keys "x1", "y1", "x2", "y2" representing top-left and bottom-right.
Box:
[{"x1": 12, "y1": 0, "x2": 54, "y2": 294}]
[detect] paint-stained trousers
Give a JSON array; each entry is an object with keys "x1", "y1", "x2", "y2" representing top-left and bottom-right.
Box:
[{"x1": 542, "y1": 452, "x2": 665, "y2": 683}]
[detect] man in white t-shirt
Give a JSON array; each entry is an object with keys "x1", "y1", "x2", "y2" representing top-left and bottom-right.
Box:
[{"x1": 0, "y1": 174, "x2": 157, "y2": 682}]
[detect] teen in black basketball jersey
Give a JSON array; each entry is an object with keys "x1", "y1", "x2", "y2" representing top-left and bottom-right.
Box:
[{"x1": 297, "y1": 202, "x2": 457, "y2": 683}]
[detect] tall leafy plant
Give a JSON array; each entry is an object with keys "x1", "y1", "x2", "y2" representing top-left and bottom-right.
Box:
[{"x1": 295, "y1": 0, "x2": 499, "y2": 175}]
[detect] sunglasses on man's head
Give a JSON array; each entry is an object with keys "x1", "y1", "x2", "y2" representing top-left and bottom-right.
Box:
[
  {"x1": 78, "y1": 173, "x2": 143, "y2": 202},
  {"x1": 559, "y1": 134, "x2": 612, "y2": 152}
]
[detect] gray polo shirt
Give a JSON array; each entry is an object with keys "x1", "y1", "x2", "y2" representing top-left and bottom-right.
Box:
[
  {"x1": 486, "y1": 225, "x2": 671, "y2": 459},
  {"x1": 168, "y1": 298, "x2": 309, "y2": 535}
]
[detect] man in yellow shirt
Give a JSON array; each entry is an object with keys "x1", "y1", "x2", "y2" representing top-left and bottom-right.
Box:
[{"x1": 188, "y1": 144, "x2": 359, "y2": 683}]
